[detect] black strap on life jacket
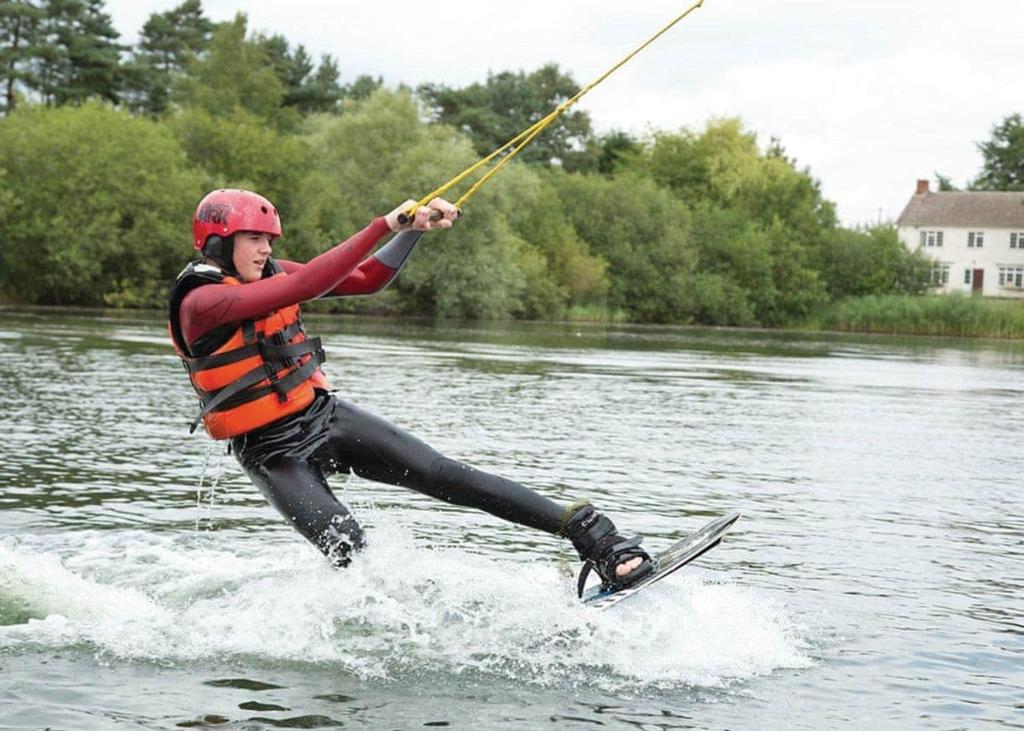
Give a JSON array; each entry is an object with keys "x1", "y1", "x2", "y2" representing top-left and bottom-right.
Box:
[
  {"x1": 184, "y1": 322, "x2": 325, "y2": 433},
  {"x1": 182, "y1": 320, "x2": 307, "y2": 372}
]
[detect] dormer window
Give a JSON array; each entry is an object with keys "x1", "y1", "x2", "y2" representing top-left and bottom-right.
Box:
[{"x1": 967, "y1": 231, "x2": 984, "y2": 248}]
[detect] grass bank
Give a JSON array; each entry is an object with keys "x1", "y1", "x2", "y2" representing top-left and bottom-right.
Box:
[{"x1": 805, "y1": 294, "x2": 1024, "y2": 338}]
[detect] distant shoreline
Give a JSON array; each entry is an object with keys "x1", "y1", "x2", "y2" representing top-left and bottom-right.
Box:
[{"x1": 4, "y1": 293, "x2": 1023, "y2": 341}]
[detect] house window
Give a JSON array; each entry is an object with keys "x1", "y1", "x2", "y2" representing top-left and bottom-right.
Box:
[
  {"x1": 964, "y1": 268, "x2": 972, "y2": 285},
  {"x1": 1011, "y1": 232, "x2": 1024, "y2": 249},
  {"x1": 930, "y1": 263, "x2": 950, "y2": 285},
  {"x1": 998, "y1": 266, "x2": 1024, "y2": 288},
  {"x1": 921, "y1": 230, "x2": 944, "y2": 247},
  {"x1": 968, "y1": 231, "x2": 984, "y2": 248}
]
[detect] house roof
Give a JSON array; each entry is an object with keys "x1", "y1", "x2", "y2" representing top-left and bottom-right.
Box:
[{"x1": 896, "y1": 190, "x2": 1024, "y2": 228}]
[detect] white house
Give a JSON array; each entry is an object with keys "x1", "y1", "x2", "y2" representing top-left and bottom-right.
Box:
[{"x1": 896, "y1": 180, "x2": 1024, "y2": 298}]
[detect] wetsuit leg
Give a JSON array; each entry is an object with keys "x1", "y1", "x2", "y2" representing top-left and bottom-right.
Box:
[
  {"x1": 322, "y1": 400, "x2": 564, "y2": 535},
  {"x1": 242, "y1": 455, "x2": 365, "y2": 566}
]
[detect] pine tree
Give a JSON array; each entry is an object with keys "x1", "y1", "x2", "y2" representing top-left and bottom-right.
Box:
[
  {"x1": 32, "y1": 0, "x2": 123, "y2": 106},
  {"x1": 174, "y1": 13, "x2": 284, "y2": 120},
  {"x1": 418, "y1": 64, "x2": 595, "y2": 168},
  {"x1": 0, "y1": 0, "x2": 43, "y2": 113},
  {"x1": 973, "y1": 113, "x2": 1024, "y2": 191},
  {"x1": 302, "y1": 53, "x2": 342, "y2": 112},
  {"x1": 256, "y1": 32, "x2": 342, "y2": 114},
  {"x1": 344, "y1": 73, "x2": 382, "y2": 101},
  {"x1": 33, "y1": 0, "x2": 73, "y2": 105},
  {"x1": 66, "y1": 0, "x2": 122, "y2": 103},
  {"x1": 124, "y1": 0, "x2": 212, "y2": 114}
]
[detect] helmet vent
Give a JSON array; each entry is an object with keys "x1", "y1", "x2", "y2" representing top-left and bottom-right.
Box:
[{"x1": 261, "y1": 206, "x2": 268, "y2": 214}]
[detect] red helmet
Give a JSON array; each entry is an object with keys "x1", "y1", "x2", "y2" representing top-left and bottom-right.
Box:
[{"x1": 192, "y1": 189, "x2": 282, "y2": 251}]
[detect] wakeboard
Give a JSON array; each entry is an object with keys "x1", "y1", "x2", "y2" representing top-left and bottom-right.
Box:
[{"x1": 579, "y1": 511, "x2": 740, "y2": 609}]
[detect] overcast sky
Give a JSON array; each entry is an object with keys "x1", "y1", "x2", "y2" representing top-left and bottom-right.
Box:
[{"x1": 105, "y1": 0, "x2": 1024, "y2": 227}]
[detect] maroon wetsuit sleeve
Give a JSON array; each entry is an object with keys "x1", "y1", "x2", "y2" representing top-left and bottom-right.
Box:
[
  {"x1": 277, "y1": 256, "x2": 398, "y2": 296},
  {"x1": 180, "y1": 217, "x2": 391, "y2": 346},
  {"x1": 278, "y1": 229, "x2": 424, "y2": 296}
]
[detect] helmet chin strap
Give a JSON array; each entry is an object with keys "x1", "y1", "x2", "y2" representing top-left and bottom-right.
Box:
[{"x1": 201, "y1": 234, "x2": 238, "y2": 276}]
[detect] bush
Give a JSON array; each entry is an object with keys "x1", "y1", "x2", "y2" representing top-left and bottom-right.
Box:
[
  {"x1": 551, "y1": 172, "x2": 697, "y2": 323},
  {"x1": 0, "y1": 103, "x2": 205, "y2": 306}
]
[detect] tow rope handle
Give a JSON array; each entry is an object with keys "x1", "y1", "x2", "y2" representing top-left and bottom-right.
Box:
[
  {"x1": 398, "y1": 0, "x2": 708, "y2": 224},
  {"x1": 396, "y1": 208, "x2": 450, "y2": 226}
]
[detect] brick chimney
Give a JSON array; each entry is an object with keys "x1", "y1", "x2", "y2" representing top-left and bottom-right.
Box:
[{"x1": 916, "y1": 179, "x2": 930, "y2": 194}]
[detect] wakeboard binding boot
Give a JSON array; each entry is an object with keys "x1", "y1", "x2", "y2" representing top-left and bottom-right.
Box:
[{"x1": 562, "y1": 504, "x2": 655, "y2": 597}]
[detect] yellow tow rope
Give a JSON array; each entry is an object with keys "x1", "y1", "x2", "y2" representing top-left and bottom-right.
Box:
[{"x1": 401, "y1": 0, "x2": 707, "y2": 223}]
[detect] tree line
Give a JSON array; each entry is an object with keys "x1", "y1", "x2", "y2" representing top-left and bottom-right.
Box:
[
  {"x1": 1, "y1": 0, "x2": 1018, "y2": 326},
  {"x1": 0, "y1": 0, "x2": 379, "y2": 115}
]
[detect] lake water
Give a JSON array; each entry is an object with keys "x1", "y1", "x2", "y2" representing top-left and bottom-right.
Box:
[{"x1": 0, "y1": 308, "x2": 1021, "y2": 730}]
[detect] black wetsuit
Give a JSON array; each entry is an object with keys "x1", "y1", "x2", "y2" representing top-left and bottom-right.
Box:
[{"x1": 232, "y1": 389, "x2": 564, "y2": 565}]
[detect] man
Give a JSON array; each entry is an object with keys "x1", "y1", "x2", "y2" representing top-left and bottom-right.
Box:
[{"x1": 168, "y1": 188, "x2": 652, "y2": 594}]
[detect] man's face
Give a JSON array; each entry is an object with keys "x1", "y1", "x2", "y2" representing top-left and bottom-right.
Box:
[{"x1": 232, "y1": 231, "x2": 273, "y2": 283}]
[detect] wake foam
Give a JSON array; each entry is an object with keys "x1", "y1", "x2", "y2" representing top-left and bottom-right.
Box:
[{"x1": 0, "y1": 518, "x2": 809, "y2": 691}]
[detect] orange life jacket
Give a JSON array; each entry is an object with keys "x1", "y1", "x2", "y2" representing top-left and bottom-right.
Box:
[{"x1": 168, "y1": 262, "x2": 329, "y2": 440}]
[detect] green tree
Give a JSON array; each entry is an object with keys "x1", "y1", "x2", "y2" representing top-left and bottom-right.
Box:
[
  {"x1": 138, "y1": 0, "x2": 210, "y2": 75},
  {"x1": 688, "y1": 203, "x2": 773, "y2": 325},
  {"x1": 627, "y1": 119, "x2": 839, "y2": 324},
  {"x1": 123, "y1": 0, "x2": 212, "y2": 115},
  {"x1": 0, "y1": 103, "x2": 205, "y2": 305},
  {"x1": 306, "y1": 55, "x2": 343, "y2": 109},
  {"x1": 636, "y1": 119, "x2": 836, "y2": 235},
  {"x1": 169, "y1": 105, "x2": 313, "y2": 223},
  {"x1": 67, "y1": 0, "x2": 122, "y2": 103},
  {"x1": 935, "y1": 172, "x2": 958, "y2": 191},
  {"x1": 551, "y1": 171, "x2": 696, "y2": 322},
  {"x1": 761, "y1": 219, "x2": 827, "y2": 324},
  {"x1": 593, "y1": 129, "x2": 642, "y2": 176},
  {"x1": 256, "y1": 33, "x2": 343, "y2": 114},
  {"x1": 687, "y1": 202, "x2": 829, "y2": 326},
  {"x1": 817, "y1": 224, "x2": 930, "y2": 300},
  {"x1": 0, "y1": 0, "x2": 43, "y2": 113},
  {"x1": 33, "y1": 0, "x2": 124, "y2": 106},
  {"x1": 418, "y1": 64, "x2": 595, "y2": 170},
  {"x1": 295, "y1": 89, "x2": 556, "y2": 319},
  {"x1": 973, "y1": 113, "x2": 1024, "y2": 191},
  {"x1": 173, "y1": 13, "x2": 285, "y2": 124},
  {"x1": 505, "y1": 169, "x2": 609, "y2": 314},
  {"x1": 345, "y1": 73, "x2": 382, "y2": 101}
]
